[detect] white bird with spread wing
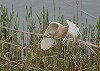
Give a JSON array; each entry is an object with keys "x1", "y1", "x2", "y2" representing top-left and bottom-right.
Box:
[{"x1": 41, "y1": 20, "x2": 81, "y2": 50}]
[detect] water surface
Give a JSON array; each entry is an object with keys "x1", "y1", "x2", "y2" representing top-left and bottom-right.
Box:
[{"x1": 0, "y1": 0, "x2": 100, "y2": 27}]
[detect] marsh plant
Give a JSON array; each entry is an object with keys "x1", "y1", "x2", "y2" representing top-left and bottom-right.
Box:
[{"x1": 0, "y1": 4, "x2": 100, "y2": 71}]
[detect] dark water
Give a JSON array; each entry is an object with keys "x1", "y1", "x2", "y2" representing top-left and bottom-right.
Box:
[{"x1": 0, "y1": 0, "x2": 100, "y2": 28}]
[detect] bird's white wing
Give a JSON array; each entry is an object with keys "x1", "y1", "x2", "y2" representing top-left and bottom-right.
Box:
[
  {"x1": 41, "y1": 22, "x2": 59, "y2": 50},
  {"x1": 66, "y1": 20, "x2": 81, "y2": 39},
  {"x1": 41, "y1": 38, "x2": 54, "y2": 50}
]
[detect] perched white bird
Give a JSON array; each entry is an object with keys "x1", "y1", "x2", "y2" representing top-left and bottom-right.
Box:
[{"x1": 41, "y1": 20, "x2": 81, "y2": 50}]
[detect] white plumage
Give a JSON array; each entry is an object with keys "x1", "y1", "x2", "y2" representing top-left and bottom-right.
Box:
[
  {"x1": 41, "y1": 22, "x2": 59, "y2": 50},
  {"x1": 66, "y1": 20, "x2": 80, "y2": 38},
  {"x1": 41, "y1": 20, "x2": 81, "y2": 50}
]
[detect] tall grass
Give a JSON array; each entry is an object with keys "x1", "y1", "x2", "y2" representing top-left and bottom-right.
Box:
[{"x1": 0, "y1": 4, "x2": 100, "y2": 71}]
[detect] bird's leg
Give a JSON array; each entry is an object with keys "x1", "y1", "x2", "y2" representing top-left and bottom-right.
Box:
[{"x1": 62, "y1": 33, "x2": 70, "y2": 43}]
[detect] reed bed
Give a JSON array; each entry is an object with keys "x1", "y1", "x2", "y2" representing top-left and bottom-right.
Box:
[{"x1": 0, "y1": 4, "x2": 100, "y2": 71}]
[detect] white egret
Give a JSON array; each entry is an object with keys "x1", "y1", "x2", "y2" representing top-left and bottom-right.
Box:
[{"x1": 41, "y1": 20, "x2": 81, "y2": 50}]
